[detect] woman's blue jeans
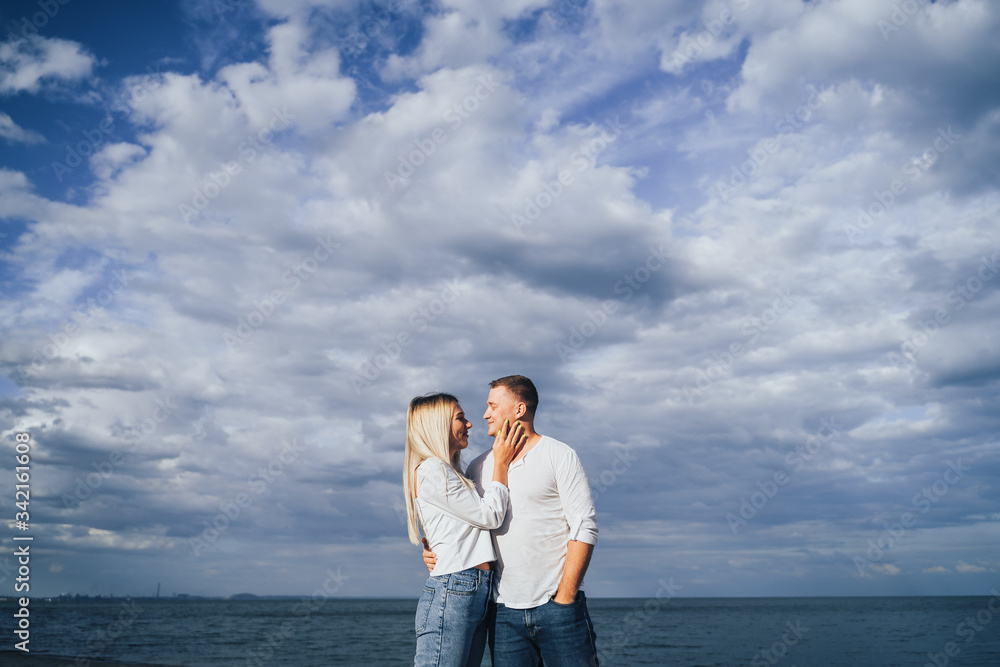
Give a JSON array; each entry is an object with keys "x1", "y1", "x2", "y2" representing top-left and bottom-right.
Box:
[{"x1": 415, "y1": 567, "x2": 493, "y2": 667}]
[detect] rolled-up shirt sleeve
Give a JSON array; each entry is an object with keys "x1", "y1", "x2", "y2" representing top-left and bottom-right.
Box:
[
  {"x1": 417, "y1": 460, "x2": 509, "y2": 530},
  {"x1": 555, "y1": 449, "x2": 598, "y2": 545}
]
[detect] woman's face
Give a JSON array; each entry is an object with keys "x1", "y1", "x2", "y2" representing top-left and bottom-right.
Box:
[{"x1": 448, "y1": 403, "x2": 471, "y2": 455}]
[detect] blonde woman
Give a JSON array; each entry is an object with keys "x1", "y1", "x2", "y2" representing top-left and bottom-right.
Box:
[{"x1": 404, "y1": 393, "x2": 526, "y2": 667}]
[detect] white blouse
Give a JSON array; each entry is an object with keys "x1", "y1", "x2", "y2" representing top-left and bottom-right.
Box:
[{"x1": 415, "y1": 457, "x2": 509, "y2": 576}]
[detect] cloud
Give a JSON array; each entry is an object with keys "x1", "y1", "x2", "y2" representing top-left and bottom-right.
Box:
[
  {"x1": 0, "y1": 1, "x2": 999, "y2": 598},
  {"x1": 727, "y1": 0, "x2": 1000, "y2": 120},
  {"x1": 0, "y1": 34, "x2": 95, "y2": 94},
  {"x1": 218, "y1": 20, "x2": 356, "y2": 132},
  {"x1": 955, "y1": 560, "x2": 989, "y2": 573},
  {"x1": 0, "y1": 111, "x2": 44, "y2": 144},
  {"x1": 382, "y1": 10, "x2": 508, "y2": 80}
]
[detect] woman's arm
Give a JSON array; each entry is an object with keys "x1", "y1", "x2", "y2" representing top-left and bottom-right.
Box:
[
  {"x1": 415, "y1": 422, "x2": 526, "y2": 530},
  {"x1": 416, "y1": 460, "x2": 509, "y2": 530}
]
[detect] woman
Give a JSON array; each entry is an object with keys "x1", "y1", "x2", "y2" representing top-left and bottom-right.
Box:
[{"x1": 404, "y1": 393, "x2": 526, "y2": 667}]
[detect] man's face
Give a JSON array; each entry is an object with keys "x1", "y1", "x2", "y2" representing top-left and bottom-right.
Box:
[{"x1": 483, "y1": 386, "x2": 519, "y2": 437}]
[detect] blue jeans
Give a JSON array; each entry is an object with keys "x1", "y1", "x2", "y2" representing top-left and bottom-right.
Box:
[
  {"x1": 415, "y1": 567, "x2": 493, "y2": 667},
  {"x1": 490, "y1": 591, "x2": 599, "y2": 666}
]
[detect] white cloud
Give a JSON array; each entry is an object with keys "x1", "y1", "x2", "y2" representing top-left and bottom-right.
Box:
[
  {"x1": 955, "y1": 560, "x2": 989, "y2": 573},
  {"x1": 2, "y1": 0, "x2": 999, "y2": 598},
  {"x1": 0, "y1": 34, "x2": 94, "y2": 94},
  {"x1": 382, "y1": 10, "x2": 508, "y2": 80},
  {"x1": 727, "y1": 0, "x2": 1000, "y2": 114},
  {"x1": 0, "y1": 112, "x2": 44, "y2": 144},
  {"x1": 219, "y1": 21, "x2": 356, "y2": 132},
  {"x1": 90, "y1": 142, "x2": 147, "y2": 181},
  {"x1": 253, "y1": 0, "x2": 355, "y2": 20}
]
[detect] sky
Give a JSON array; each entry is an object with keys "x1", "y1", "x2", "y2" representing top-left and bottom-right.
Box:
[{"x1": 0, "y1": 0, "x2": 998, "y2": 600}]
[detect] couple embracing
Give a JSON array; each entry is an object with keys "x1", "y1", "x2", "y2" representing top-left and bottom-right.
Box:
[{"x1": 403, "y1": 375, "x2": 600, "y2": 666}]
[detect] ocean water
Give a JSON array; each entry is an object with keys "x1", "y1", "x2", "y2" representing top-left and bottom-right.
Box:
[{"x1": 2, "y1": 596, "x2": 999, "y2": 665}]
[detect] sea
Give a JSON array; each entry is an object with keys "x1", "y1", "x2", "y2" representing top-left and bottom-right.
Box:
[{"x1": 2, "y1": 596, "x2": 999, "y2": 666}]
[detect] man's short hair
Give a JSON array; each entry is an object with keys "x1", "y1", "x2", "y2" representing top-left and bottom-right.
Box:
[{"x1": 489, "y1": 375, "x2": 539, "y2": 417}]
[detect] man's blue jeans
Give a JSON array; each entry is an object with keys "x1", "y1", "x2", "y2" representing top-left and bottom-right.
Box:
[
  {"x1": 490, "y1": 591, "x2": 599, "y2": 666},
  {"x1": 415, "y1": 567, "x2": 493, "y2": 667}
]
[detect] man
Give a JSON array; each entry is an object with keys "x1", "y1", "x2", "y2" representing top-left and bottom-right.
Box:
[{"x1": 423, "y1": 375, "x2": 599, "y2": 665}]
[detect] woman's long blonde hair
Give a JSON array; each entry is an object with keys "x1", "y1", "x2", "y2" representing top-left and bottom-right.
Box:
[{"x1": 403, "y1": 393, "x2": 475, "y2": 545}]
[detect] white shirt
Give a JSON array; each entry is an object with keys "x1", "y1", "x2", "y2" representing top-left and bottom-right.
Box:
[
  {"x1": 467, "y1": 435, "x2": 598, "y2": 609},
  {"x1": 415, "y1": 457, "x2": 509, "y2": 577}
]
